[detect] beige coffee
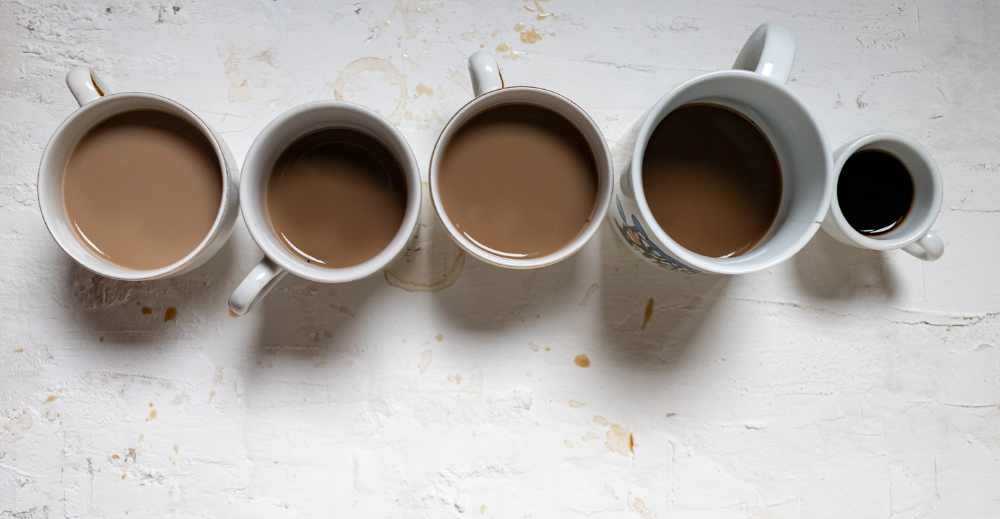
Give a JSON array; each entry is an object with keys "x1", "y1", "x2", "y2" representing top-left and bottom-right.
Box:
[
  {"x1": 437, "y1": 103, "x2": 598, "y2": 259},
  {"x1": 266, "y1": 128, "x2": 407, "y2": 268},
  {"x1": 642, "y1": 103, "x2": 782, "y2": 258},
  {"x1": 63, "y1": 110, "x2": 223, "y2": 270}
]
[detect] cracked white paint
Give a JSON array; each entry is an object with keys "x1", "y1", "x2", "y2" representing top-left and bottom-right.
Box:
[{"x1": 1, "y1": 0, "x2": 999, "y2": 517}]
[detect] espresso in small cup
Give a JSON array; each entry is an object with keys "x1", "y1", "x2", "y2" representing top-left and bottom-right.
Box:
[
  {"x1": 63, "y1": 109, "x2": 222, "y2": 270},
  {"x1": 836, "y1": 150, "x2": 913, "y2": 235},
  {"x1": 641, "y1": 103, "x2": 782, "y2": 258},
  {"x1": 437, "y1": 103, "x2": 598, "y2": 259},
  {"x1": 266, "y1": 128, "x2": 407, "y2": 268}
]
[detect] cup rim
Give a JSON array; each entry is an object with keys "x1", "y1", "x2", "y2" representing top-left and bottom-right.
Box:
[
  {"x1": 827, "y1": 131, "x2": 942, "y2": 250},
  {"x1": 428, "y1": 86, "x2": 614, "y2": 269},
  {"x1": 37, "y1": 92, "x2": 233, "y2": 281},
  {"x1": 239, "y1": 100, "x2": 422, "y2": 283},
  {"x1": 628, "y1": 70, "x2": 833, "y2": 275}
]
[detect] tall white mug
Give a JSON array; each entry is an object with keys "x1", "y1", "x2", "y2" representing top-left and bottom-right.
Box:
[
  {"x1": 228, "y1": 101, "x2": 422, "y2": 315},
  {"x1": 37, "y1": 67, "x2": 241, "y2": 280},
  {"x1": 821, "y1": 132, "x2": 945, "y2": 261},
  {"x1": 609, "y1": 24, "x2": 833, "y2": 274}
]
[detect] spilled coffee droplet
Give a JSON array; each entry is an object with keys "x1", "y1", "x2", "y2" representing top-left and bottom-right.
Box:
[
  {"x1": 641, "y1": 298, "x2": 654, "y2": 330},
  {"x1": 141, "y1": 306, "x2": 152, "y2": 315},
  {"x1": 228, "y1": 309, "x2": 239, "y2": 318},
  {"x1": 574, "y1": 354, "x2": 590, "y2": 367},
  {"x1": 164, "y1": 307, "x2": 178, "y2": 322}
]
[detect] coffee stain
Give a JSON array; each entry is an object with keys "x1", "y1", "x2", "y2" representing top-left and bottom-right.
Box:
[
  {"x1": 583, "y1": 430, "x2": 600, "y2": 441},
  {"x1": 641, "y1": 298, "x2": 654, "y2": 330},
  {"x1": 223, "y1": 51, "x2": 267, "y2": 103},
  {"x1": 228, "y1": 309, "x2": 239, "y2": 318},
  {"x1": 461, "y1": 30, "x2": 476, "y2": 41},
  {"x1": 13, "y1": 348, "x2": 23, "y2": 352},
  {"x1": 447, "y1": 373, "x2": 463, "y2": 384},
  {"x1": 330, "y1": 57, "x2": 407, "y2": 125},
  {"x1": 44, "y1": 395, "x2": 56, "y2": 403},
  {"x1": 569, "y1": 399, "x2": 585, "y2": 408},
  {"x1": 545, "y1": 347, "x2": 550, "y2": 351},
  {"x1": 580, "y1": 283, "x2": 599, "y2": 306},
  {"x1": 666, "y1": 412, "x2": 676, "y2": 417},
  {"x1": 593, "y1": 415, "x2": 609, "y2": 426},
  {"x1": 574, "y1": 354, "x2": 591, "y2": 367},
  {"x1": 413, "y1": 83, "x2": 435, "y2": 98},
  {"x1": 337, "y1": 305, "x2": 352, "y2": 315},
  {"x1": 121, "y1": 474, "x2": 126, "y2": 479},
  {"x1": 518, "y1": 26, "x2": 543, "y2": 44},
  {"x1": 495, "y1": 43, "x2": 521, "y2": 60},
  {"x1": 141, "y1": 306, "x2": 152, "y2": 315},
  {"x1": 385, "y1": 188, "x2": 466, "y2": 291},
  {"x1": 208, "y1": 390, "x2": 216, "y2": 404},
  {"x1": 605, "y1": 484, "x2": 618, "y2": 499},
  {"x1": 480, "y1": 505, "x2": 486, "y2": 514},
  {"x1": 149, "y1": 402, "x2": 153, "y2": 407},
  {"x1": 564, "y1": 440, "x2": 573, "y2": 448},
  {"x1": 522, "y1": 0, "x2": 552, "y2": 20},
  {"x1": 146, "y1": 410, "x2": 157, "y2": 422},
  {"x1": 436, "y1": 333, "x2": 444, "y2": 342},
  {"x1": 164, "y1": 307, "x2": 177, "y2": 322},
  {"x1": 605, "y1": 423, "x2": 634, "y2": 456},
  {"x1": 112, "y1": 454, "x2": 120, "y2": 459},
  {"x1": 173, "y1": 445, "x2": 178, "y2": 454},
  {"x1": 323, "y1": 330, "x2": 333, "y2": 338},
  {"x1": 418, "y1": 350, "x2": 432, "y2": 374},
  {"x1": 633, "y1": 497, "x2": 652, "y2": 519},
  {"x1": 391, "y1": 0, "x2": 438, "y2": 38},
  {"x1": 606, "y1": 115, "x2": 618, "y2": 121}
]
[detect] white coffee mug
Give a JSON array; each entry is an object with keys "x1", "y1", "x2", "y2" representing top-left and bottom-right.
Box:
[
  {"x1": 228, "y1": 101, "x2": 422, "y2": 315},
  {"x1": 428, "y1": 51, "x2": 613, "y2": 269},
  {"x1": 609, "y1": 23, "x2": 833, "y2": 274},
  {"x1": 821, "y1": 132, "x2": 944, "y2": 261},
  {"x1": 37, "y1": 67, "x2": 240, "y2": 280}
]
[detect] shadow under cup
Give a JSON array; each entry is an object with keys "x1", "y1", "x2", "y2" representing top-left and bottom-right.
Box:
[
  {"x1": 240, "y1": 101, "x2": 422, "y2": 283},
  {"x1": 634, "y1": 72, "x2": 832, "y2": 274}
]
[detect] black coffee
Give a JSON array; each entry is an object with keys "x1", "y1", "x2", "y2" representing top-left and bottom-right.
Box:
[{"x1": 837, "y1": 150, "x2": 913, "y2": 235}]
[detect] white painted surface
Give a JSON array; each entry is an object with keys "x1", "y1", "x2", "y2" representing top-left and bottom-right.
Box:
[{"x1": 1, "y1": 1, "x2": 998, "y2": 517}]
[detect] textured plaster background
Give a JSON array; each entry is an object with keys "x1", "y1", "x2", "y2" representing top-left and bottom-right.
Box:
[{"x1": 1, "y1": 0, "x2": 999, "y2": 517}]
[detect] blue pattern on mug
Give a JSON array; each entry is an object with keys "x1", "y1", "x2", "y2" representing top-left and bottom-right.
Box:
[{"x1": 614, "y1": 196, "x2": 699, "y2": 273}]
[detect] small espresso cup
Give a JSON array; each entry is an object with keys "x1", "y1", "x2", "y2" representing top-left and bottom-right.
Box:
[
  {"x1": 609, "y1": 23, "x2": 833, "y2": 274},
  {"x1": 38, "y1": 67, "x2": 240, "y2": 280},
  {"x1": 821, "y1": 132, "x2": 944, "y2": 261},
  {"x1": 428, "y1": 51, "x2": 613, "y2": 269},
  {"x1": 228, "y1": 101, "x2": 421, "y2": 315}
]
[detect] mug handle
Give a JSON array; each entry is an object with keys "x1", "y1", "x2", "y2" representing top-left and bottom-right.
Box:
[
  {"x1": 468, "y1": 51, "x2": 504, "y2": 97},
  {"x1": 732, "y1": 23, "x2": 796, "y2": 85},
  {"x1": 228, "y1": 256, "x2": 288, "y2": 315},
  {"x1": 66, "y1": 66, "x2": 111, "y2": 107},
  {"x1": 901, "y1": 230, "x2": 945, "y2": 262}
]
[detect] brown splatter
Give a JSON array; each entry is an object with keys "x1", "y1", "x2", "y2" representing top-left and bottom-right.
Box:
[
  {"x1": 641, "y1": 298, "x2": 654, "y2": 330},
  {"x1": 164, "y1": 308, "x2": 177, "y2": 322},
  {"x1": 522, "y1": 0, "x2": 553, "y2": 20},
  {"x1": 329, "y1": 57, "x2": 407, "y2": 125},
  {"x1": 605, "y1": 424, "x2": 634, "y2": 456},
  {"x1": 436, "y1": 333, "x2": 444, "y2": 342},
  {"x1": 574, "y1": 354, "x2": 591, "y2": 367},
  {"x1": 418, "y1": 350, "x2": 432, "y2": 374},
  {"x1": 173, "y1": 445, "x2": 178, "y2": 454},
  {"x1": 121, "y1": 474, "x2": 126, "y2": 479},
  {"x1": 563, "y1": 440, "x2": 573, "y2": 448},
  {"x1": 568, "y1": 400, "x2": 585, "y2": 408},
  {"x1": 98, "y1": 337, "x2": 104, "y2": 342},
  {"x1": 495, "y1": 43, "x2": 520, "y2": 60},
  {"x1": 633, "y1": 497, "x2": 652, "y2": 519},
  {"x1": 605, "y1": 484, "x2": 618, "y2": 499},
  {"x1": 172, "y1": 6, "x2": 180, "y2": 13},
  {"x1": 583, "y1": 431, "x2": 600, "y2": 441},
  {"x1": 138, "y1": 434, "x2": 144, "y2": 442},
  {"x1": 519, "y1": 26, "x2": 543, "y2": 44},
  {"x1": 44, "y1": 395, "x2": 56, "y2": 403},
  {"x1": 666, "y1": 412, "x2": 676, "y2": 417},
  {"x1": 149, "y1": 402, "x2": 153, "y2": 407},
  {"x1": 580, "y1": 283, "x2": 599, "y2": 306},
  {"x1": 593, "y1": 415, "x2": 609, "y2": 426},
  {"x1": 228, "y1": 309, "x2": 239, "y2": 318},
  {"x1": 544, "y1": 347, "x2": 550, "y2": 351},
  {"x1": 146, "y1": 410, "x2": 157, "y2": 421},
  {"x1": 141, "y1": 306, "x2": 152, "y2": 315},
  {"x1": 112, "y1": 454, "x2": 120, "y2": 459},
  {"x1": 413, "y1": 83, "x2": 435, "y2": 98},
  {"x1": 447, "y1": 373, "x2": 462, "y2": 384},
  {"x1": 208, "y1": 390, "x2": 216, "y2": 404},
  {"x1": 13, "y1": 348, "x2": 23, "y2": 353},
  {"x1": 338, "y1": 305, "x2": 352, "y2": 315},
  {"x1": 480, "y1": 505, "x2": 486, "y2": 514}
]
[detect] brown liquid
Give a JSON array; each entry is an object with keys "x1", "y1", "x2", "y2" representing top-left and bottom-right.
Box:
[
  {"x1": 642, "y1": 103, "x2": 782, "y2": 258},
  {"x1": 63, "y1": 110, "x2": 222, "y2": 270},
  {"x1": 266, "y1": 128, "x2": 407, "y2": 268},
  {"x1": 438, "y1": 104, "x2": 598, "y2": 259}
]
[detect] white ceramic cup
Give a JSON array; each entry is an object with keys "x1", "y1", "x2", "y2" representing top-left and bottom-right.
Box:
[
  {"x1": 428, "y1": 51, "x2": 613, "y2": 269},
  {"x1": 228, "y1": 101, "x2": 422, "y2": 315},
  {"x1": 609, "y1": 23, "x2": 833, "y2": 274},
  {"x1": 821, "y1": 132, "x2": 944, "y2": 261},
  {"x1": 37, "y1": 67, "x2": 240, "y2": 280}
]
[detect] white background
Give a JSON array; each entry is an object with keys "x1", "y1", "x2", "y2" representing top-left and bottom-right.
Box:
[{"x1": 1, "y1": 1, "x2": 998, "y2": 517}]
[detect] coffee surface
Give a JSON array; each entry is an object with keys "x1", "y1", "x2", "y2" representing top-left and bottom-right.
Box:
[
  {"x1": 837, "y1": 150, "x2": 913, "y2": 235},
  {"x1": 267, "y1": 129, "x2": 407, "y2": 268},
  {"x1": 642, "y1": 103, "x2": 782, "y2": 258},
  {"x1": 63, "y1": 110, "x2": 222, "y2": 270},
  {"x1": 437, "y1": 103, "x2": 598, "y2": 259}
]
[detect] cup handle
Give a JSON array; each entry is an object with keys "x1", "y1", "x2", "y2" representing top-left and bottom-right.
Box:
[
  {"x1": 902, "y1": 230, "x2": 945, "y2": 262},
  {"x1": 66, "y1": 66, "x2": 111, "y2": 107},
  {"x1": 732, "y1": 23, "x2": 796, "y2": 85},
  {"x1": 228, "y1": 256, "x2": 288, "y2": 315},
  {"x1": 468, "y1": 51, "x2": 504, "y2": 97}
]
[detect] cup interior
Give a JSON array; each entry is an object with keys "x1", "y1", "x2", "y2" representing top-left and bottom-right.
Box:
[
  {"x1": 829, "y1": 133, "x2": 942, "y2": 249},
  {"x1": 38, "y1": 93, "x2": 230, "y2": 280},
  {"x1": 632, "y1": 71, "x2": 832, "y2": 274},
  {"x1": 240, "y1": 101, "x2": 422, "y2": 283},
  {"x1": 429, "y1": 87, "x2": 613, "y2": 269}
]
